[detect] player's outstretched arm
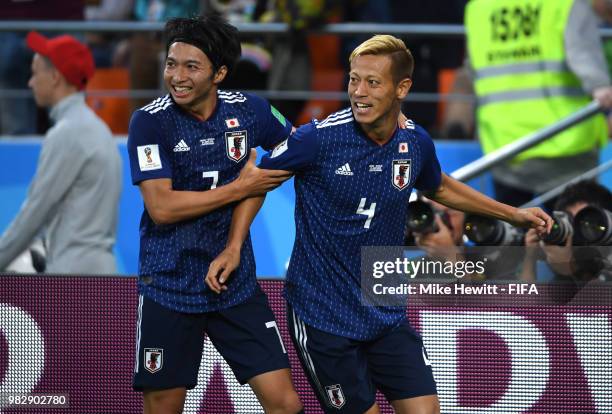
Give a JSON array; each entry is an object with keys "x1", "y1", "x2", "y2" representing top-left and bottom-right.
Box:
[
  {"x1": 205, "y1": 195, "x2": 265, "y2": 293},
  {"x1": 139, "y1": 150, "x2": 291, "y2": 225},
  {"x1": 426, "y1": 173, "x2": 552, "y2": 236}
]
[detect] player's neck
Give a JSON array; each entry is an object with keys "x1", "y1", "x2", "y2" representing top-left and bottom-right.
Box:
[
  {"x1": 360, "y1": 112, "x2": 398, "y2": 146},
  {"x1": 182, "y1": 91, "x2": 218, "y2": 121}
]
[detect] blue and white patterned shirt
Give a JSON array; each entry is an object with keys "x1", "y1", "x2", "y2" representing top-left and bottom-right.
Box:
[
  {"x1": 260, "y1": 108, "x2": 442, "y2": 340},
  {"x1": 127, "y1": 91, "x2": 292, "y2": 313}
]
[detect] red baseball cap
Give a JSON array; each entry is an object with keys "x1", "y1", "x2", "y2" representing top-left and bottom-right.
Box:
[{"x1": 26, "y1": 31, "x2": 95, "y2": 91}]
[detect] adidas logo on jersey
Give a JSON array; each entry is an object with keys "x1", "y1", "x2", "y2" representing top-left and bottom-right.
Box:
[
  {"x1": 173, "y1": 140, "x2": 190, "y2": 152},
  {"x1": 335, "y1": 163, "x2": 354, "y2": 176}
]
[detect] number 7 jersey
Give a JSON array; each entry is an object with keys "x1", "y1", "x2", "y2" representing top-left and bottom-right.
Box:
[
  {"x1": 260, "y1": 108, "x2": 442, "y2": 340},
  {"x1": 127, "y1": 91, "x2": 292, "y2": 313}
]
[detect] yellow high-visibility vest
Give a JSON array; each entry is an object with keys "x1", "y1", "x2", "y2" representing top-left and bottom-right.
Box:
[{"x1": 465, "y1": 0, "x2": 607, "y2": 161}]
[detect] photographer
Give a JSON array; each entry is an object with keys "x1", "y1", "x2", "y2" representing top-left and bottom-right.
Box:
[
  {"x1": 520, "y1": 180, "x2": 612, "y2": 282},
  {"x1": 404, "y1": 196, "x2": 491, "y2": 283},
  {"x1": 411, "y1": 197, "x2": 466, "y2": 263}
]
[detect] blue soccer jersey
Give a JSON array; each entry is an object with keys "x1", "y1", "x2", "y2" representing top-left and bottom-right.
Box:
[
  {"x1": 260, "y1": 108, "x2": 442, "y2": 340},
  {"x1": 127, "y1": 91, "x2": 292, "y2": 313}
]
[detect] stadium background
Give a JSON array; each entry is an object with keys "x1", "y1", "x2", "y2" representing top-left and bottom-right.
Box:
[
  {"x1": 2, "y1": 7, "x2": 612, "y2": 413},
  {"x1": 3, "y1": 140, "x2": 612, "y2": 276}
]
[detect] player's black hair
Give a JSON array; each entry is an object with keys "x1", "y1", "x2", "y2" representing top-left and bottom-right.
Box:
[
  {"x1": 164, "y1": 12, "x2": 242, "y2": 75},
  {"x1": 554, "y1": 179, "x2": 612, "y2": 212}
]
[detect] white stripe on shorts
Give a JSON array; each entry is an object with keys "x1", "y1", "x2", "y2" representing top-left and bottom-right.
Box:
[
  {"x1": 291, "y1": 308, "x2": 330, "y2": 407},
  {"x1": 134, "y1": 295, "x2": 144, "y2": 373}
]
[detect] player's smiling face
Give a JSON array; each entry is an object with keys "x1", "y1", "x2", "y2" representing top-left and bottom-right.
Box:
[
  {"x1": 164, "y1": 42, "x2": 226, "y2": 114},
  {"x1": 348, "y1": 54, "x2": 411, "y2": 136}
]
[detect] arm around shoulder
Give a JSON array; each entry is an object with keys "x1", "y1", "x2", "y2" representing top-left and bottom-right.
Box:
[
  {"x1": 138, "y1": 177, "x2": 246, "y2": 225},
  {"x1": 138, "y1": 150, "x2": 290, "y2": 225}
]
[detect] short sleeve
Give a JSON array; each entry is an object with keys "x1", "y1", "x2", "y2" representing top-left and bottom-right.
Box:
[
  {"x1": 413, "y1": 126, "x2": 442, "y2": 192},
  {"x1": 259, "y1": 122, "x2": 319, "y2": 172},
  {"x1": 246, "y1": 93, "x2": 293, "y2": 150},
  {"x1": 127, "y1": 110, "x2": 173, "y2": 185}
]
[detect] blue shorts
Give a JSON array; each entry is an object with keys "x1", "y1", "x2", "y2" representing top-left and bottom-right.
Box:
[
  {"x1": 133, "y1": 287, "x2": 290, "y2": 391},
  {"x1": 288, "y1": 307, "x2": 437, "y2": 413}
]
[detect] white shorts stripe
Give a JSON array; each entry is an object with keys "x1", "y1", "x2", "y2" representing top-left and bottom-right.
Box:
[
  {"x1": 292, "y1": 309, "x2": 329, "y2": 406},
  {"x1": 133, "y1": 295, "x2": 144, "y2": 373}
]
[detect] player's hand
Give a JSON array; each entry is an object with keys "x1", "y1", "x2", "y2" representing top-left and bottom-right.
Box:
[
  {"x1": 509, "y1": 207, "x2": 552, "y2": 237},
  {"x1": 205, "y1": 247, "x2": 240, "y2": 294},
  {"x1": 235, "y1": 149, "x2": 292, "y2": 198}
]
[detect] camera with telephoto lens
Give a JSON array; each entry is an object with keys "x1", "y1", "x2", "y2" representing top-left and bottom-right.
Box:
[
  {"x1": 463, "y1": 214, "x2": 525, "y2": 246},
  {"x1": 542, "y1": 211, "x2": 573, "y2": 246},
  {"x1": 406, "y1": 200, "x2": 451, "y2": 234},
  {"x1": 574, "y1": 206, "x2": 612, "y2": 245}
]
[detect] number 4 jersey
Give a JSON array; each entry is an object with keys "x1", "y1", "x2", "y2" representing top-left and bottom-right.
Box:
[
  {"x1": 260, "y1": 108, "x2": 442, "y2": 340},
  {"x1": 127, "y1": 91, "x2": 292, "y2": 313}
]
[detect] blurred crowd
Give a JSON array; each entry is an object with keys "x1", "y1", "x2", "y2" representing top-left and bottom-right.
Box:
[
  {"x1": 3, "y1": 0, "x2": 612, "y2": 137},
  {"x1": 0, "y1": 0, "x2": 469, "y2": 136},
  {"x1": 3, "y1": 0, "x2": 612, "y2": 282}
]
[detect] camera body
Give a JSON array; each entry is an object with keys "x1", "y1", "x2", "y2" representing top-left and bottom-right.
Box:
[
  {"x1": 574, "y1": 206, "x2": 612, "y2": 245},
  {"x1": 542, "y1": 207, "x2": 612, "y2": 280},
  {"x1": 542, "y1": 211, "x2": 573, "y2": 246},
  {"x1": 406, "y1": 200, "x2": 451, "y2": 234}
]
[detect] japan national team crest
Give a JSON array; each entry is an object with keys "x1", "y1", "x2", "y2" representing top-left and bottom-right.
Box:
[
  {"x1": 392, "y1": 159, "x2": 411, "y2": 190},
  {"x1": 325, "y1": 384, "x2": 346, "y2": 408},
  {"x1": 225, "y1": 130, "x2": 248, "y2": 162},
  {"x1": 144, "y1": 348, "x2": 163, "y2": 373}
]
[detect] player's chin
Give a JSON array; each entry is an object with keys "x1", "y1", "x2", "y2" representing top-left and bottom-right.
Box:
[
  {"x1": 352, "y1": 109, "x2": 374, "y2": 123},
  {"x1": 170, "y1": 92, "x2": 192, "y2": 103}
]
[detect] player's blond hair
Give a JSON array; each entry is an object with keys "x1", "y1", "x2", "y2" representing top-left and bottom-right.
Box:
[{"x1": 349, "y1": 35, "x2": 414, "y2": 83}]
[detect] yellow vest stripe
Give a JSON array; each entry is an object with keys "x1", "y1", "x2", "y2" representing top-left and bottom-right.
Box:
[
  {"x1": 479, "y1": 86, "x2": 585, "y2": 105},
  {"x1": 474, "y1": 60, "x2": 570, "y2": 80}
]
